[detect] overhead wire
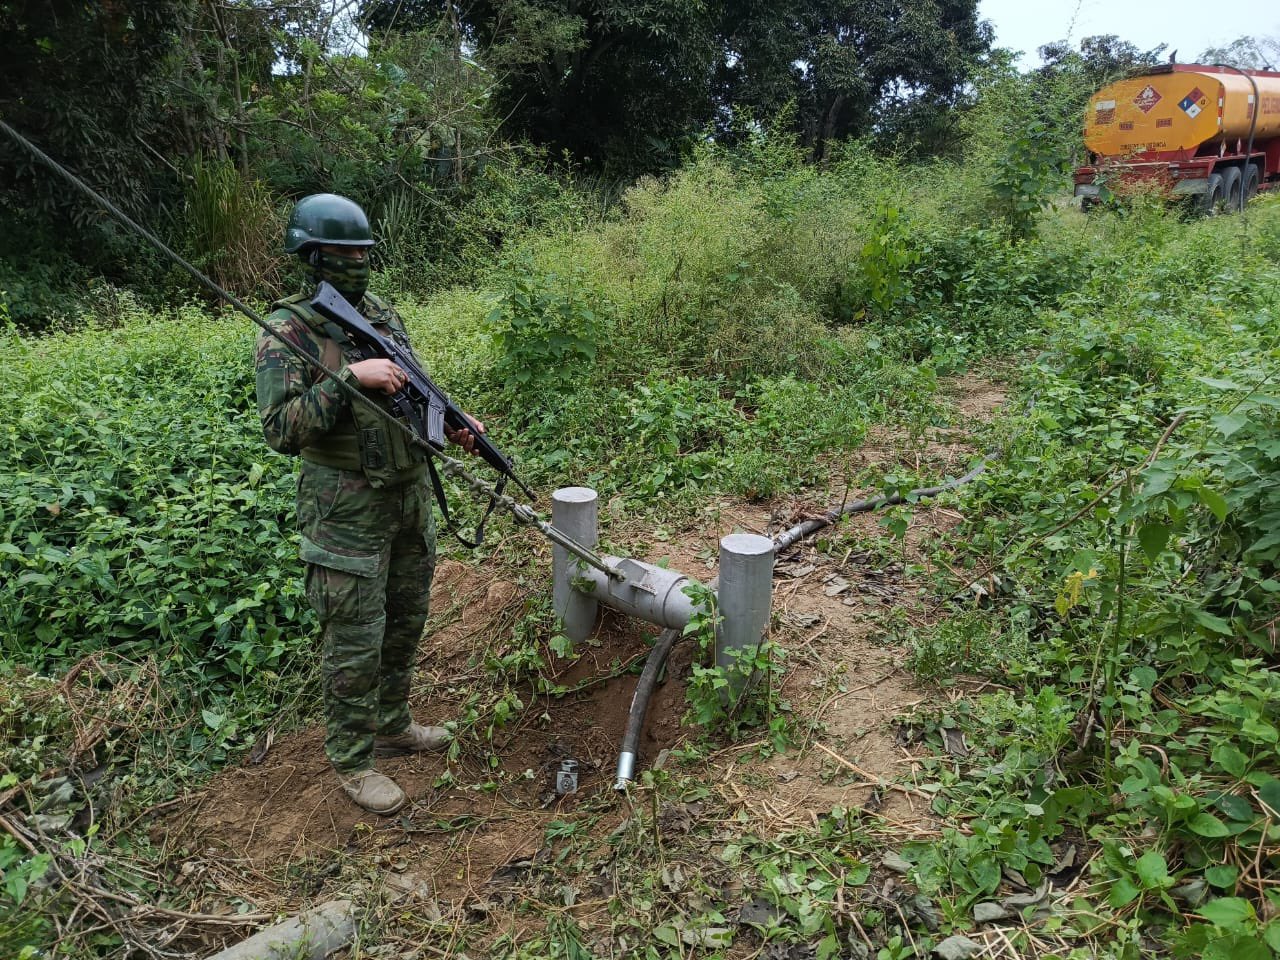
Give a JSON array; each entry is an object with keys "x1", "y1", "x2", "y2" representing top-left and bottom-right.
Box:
[{"x1": 0, "y1": 118, "x2": 621, "y2": 580}]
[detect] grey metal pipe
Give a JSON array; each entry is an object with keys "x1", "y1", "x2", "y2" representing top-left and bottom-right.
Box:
[
  {"x1": 612, "y1": 461, "x2": 990, "y2": 790},
  {"x1": 612, "y1": 536, "x2": 775, "y2": 788},
  {"x1": 552, "y1": 487, "x2": 601, "y2": 644},
  {"x1": 715, "y1": 534, "x2": 775, "y2": 694},
  {"x1": 204, "y1": 900, "x2": 354, "y2": 960},
  {"x1": 580, "y1": 557, "x2": 703, "y2": 630}
]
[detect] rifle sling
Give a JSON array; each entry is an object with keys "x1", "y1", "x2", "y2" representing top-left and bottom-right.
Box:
[{"x1": 427, "y1": 456, "x2": 505, "y2": 549}]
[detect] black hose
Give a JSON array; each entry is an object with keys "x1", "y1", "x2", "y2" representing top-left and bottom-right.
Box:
[
  {"x1": 612, "y1": 626, "x2": 681, "y2": 789},
  {"x1": 772, "y1": 460, "x2": 988, "y2": 554},
  {"x1": 612, "y1": 458, "x2": 989, "y2": 790},
  {"x1": 613, "y1": 570, "x2": 721, "y2": 789}
]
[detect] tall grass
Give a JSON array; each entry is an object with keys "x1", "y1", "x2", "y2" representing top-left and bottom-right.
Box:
[{"x1": 184, "y1": 156, "x2": 284, "y2": 296}]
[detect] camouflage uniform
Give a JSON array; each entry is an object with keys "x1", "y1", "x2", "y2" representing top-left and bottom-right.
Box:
[{"x1": 256, "y1": 291, "x2": 436, "y2": 774}]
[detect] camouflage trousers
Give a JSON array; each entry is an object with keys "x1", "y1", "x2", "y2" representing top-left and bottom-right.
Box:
[{"x1": 297, "y1": 462, "x2": 436, "y2": 773}]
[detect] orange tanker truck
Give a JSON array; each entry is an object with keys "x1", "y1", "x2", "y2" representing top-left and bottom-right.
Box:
[{"x1": 1073, "y1": 64, "x2": 1280, "y2": 211}]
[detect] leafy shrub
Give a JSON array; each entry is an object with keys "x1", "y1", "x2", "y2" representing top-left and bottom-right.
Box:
[
  {"x1": 831, "y1": 203, "x2": 920, "y2": 324},
  {"x1": 184, "y1": 156, "x2": 284, "y2": 296},
  {"x1": 444, "y1": 156, "x2": 596, "y2": 280},
  {"x1": 681, "y1": 583, "x2": 792, "y2": 752},
  {"x1": 0, "y1": 228, "x2": 94, "y2": 328},
  {"x1": 515, "y1": 144, "x2": 839, "y2": 383},
  {"x1": 909, "y1": 197, "x2": 1280, "y2": 957},
  {"x1": 988, "y1": 120, "x2": 1069, "y2": 239},
  {"x1": 842, "y1": 224, "x2": 1086, "y2": 375},
  {"x1": 611, "y1": 378, "x2": 739, "y2": 497},
  {"x1": 0, "y1": 305, "x2": 311, "y2": 708},
  {"x1": 722, "y1": 374, "x2": 879, "y2": 498},
  {"x1": 489, "y1": 263, "x2": 608, "y2": 397},
  {"x1": 1056, "y1": 322, "x2": 1169, "y2": 386}
]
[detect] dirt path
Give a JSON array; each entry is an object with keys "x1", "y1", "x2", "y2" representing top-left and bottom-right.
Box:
[
  {"x1": 164, "y1": 373, "x2": 1007, "y2": 932},
  {"x1": 651, "y1": 372, "x2": 1004, "y2": 831}
]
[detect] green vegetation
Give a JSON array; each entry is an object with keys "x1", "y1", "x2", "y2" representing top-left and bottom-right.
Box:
[
  {"x1": 0, "y1": 0, "x2": 994, "y2": 327},
  {"x1": 894, "y1": 198, "x2": 1280, "y2": 959},
  {"x1": 6, "y1": 135, "x2": 1279, "y2": 954},
  {"x1": 4, "y1": 6, "x2": 1280, "y2": 957}
]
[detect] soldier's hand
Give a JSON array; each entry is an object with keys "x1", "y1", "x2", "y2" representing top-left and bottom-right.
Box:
[
  {"x1": 447, "y1": 413, "x2": 486, "y2": 455},
  {"x1": 348, "y1": 359, "x2": 407, "y2": 395}
]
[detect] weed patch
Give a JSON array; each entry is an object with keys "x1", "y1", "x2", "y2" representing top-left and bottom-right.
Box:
[{"x1": 897, "y1": 197, "x2": 1280, "y2": 958}]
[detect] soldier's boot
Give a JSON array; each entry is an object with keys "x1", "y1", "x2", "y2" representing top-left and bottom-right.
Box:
[
  {"x1": 374, "y1": 722, "x2": 450, "y2": 757},
  {"x1": 340, "y1": 770, "x2": 407, "y2": 816}
]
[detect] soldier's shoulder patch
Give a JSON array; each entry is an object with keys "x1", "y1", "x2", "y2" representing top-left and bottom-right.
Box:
[
  {"x1": 363, "y1": 294, "x2": 400, "y2": 325},
  {"x1": 261, "y1": 308, "x2": 322, "y2": 354},
  {"x1": 264, "y1": 307, "x2": 303, "y2": 333}
]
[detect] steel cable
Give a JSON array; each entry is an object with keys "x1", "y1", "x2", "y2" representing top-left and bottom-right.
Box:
[{"x1": 0, "y1": 119, "x2": 621, "y2": 579}]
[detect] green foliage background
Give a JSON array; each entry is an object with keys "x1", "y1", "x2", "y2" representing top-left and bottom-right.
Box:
[
  {"x1": 7, "y1": 139, "x2": 1279, "y2": 955},
  {"x1": 4, "y1": 7, "x2": 1280, "y2": 956}
]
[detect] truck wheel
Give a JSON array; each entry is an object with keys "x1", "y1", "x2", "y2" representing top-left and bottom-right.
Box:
[
  {"x1": 1221, "y1": 166, "x2": 1243, "y2": 213},
  {"x1": 1200, "y1": 173, "x2": 1225, "y2": 215},
  {"x1": 1244, "y1": 164, "x2": 1261, "y2": 204}
]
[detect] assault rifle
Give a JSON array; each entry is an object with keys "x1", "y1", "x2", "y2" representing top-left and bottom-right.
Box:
[
  {"x1": 0, "y1": 119, "x2": 623, "y2": 579},
  {"x1": 310, "y1": 281, "x2": 536, "y2": 532}
]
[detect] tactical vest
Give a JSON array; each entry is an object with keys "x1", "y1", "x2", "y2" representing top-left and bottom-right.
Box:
[{"x1": 271, "y1": 291, "x2": 429, "y2": 488}]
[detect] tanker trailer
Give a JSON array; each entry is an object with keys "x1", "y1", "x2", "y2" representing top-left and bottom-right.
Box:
[{"x1": 1074, "y1": 64, "x2": 1280, "y2": 212}]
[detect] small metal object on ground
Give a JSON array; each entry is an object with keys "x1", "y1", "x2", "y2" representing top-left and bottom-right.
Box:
[{"x1": 555, "y1": 759, "x2": 580, "y2": 795}]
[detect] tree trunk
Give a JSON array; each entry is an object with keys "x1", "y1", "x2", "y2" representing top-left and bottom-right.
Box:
[{"x1": 817, "y1": 94, "x2": 846, "y2": 163}]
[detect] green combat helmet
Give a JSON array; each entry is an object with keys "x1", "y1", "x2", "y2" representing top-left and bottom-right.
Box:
[{"x1": 284, "y1": 193, "x2": 375, "y2": 255}]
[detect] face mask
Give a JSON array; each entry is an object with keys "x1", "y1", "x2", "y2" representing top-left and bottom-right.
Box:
[{"x1": 310, "y1": 249, "x2": 370, "y2": 302}]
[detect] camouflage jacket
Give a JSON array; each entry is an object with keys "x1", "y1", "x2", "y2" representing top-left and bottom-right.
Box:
[{"x1": 255, "y1": 290, "x2": 428, "y2": 483}]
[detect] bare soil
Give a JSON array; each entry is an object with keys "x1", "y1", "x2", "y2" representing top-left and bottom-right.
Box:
[{"x1": 164, "y1": 372, "x2": 1007, "y2": 924}]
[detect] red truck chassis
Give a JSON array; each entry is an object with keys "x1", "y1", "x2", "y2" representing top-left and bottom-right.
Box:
[{"x1": 1075, "y1": 139, "x2": 1280, "y2": 208}]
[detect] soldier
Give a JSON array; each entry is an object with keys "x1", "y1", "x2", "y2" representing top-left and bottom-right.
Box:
[{"x1": 255, "y1": 194, "x2": 482, "y2": 815}]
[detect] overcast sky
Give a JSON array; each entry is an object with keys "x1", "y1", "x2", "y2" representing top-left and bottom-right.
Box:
[{"x1": 978, "y1": 0, "x2": 1278, "y2": 66}]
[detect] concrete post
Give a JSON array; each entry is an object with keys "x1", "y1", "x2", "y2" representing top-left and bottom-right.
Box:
[
  {"x1": 552, "y1": 487, "x2": 600, "y2": 644},
  {"x1": 715, "y1": 534, "x2": 774, "y2": 691}
]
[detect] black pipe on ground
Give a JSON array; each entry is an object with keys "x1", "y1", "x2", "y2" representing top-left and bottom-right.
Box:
[
  {"x1": 772, "y1": 460, "x2": 988, "y2": 553},
  {"x1": 612, "y1": 625, "x2": 682, "y2": 790}
]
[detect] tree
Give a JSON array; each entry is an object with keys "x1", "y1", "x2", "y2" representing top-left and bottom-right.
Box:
[
  {"x1": 716, "y1": 0, "x2": 992, "y2": 158},
  {"x1": 1037, "y1": 34, "x2": 1167, "y2": 90},
  {"x1": 364, "y1": 0, "x2": 991, "y2": 172},
  {"x1": 0, "y1": 0, "x2": 201, "y2": 321},
  {"x1": 0, "y1": 0, "x2": 188, "y2": 235},
  {"x1": 433, "y1": 0, "x2": 720, "y2": 174},
  {"x1": 1199, "y1": 35, "x2": 1280, "y2": 71},
  {"x1": 1022, "y1": 35, "x2": 1168, "y2": 166},
  {"x1": 789, "y1": 0, "x2": 992, "y2": 158}
]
